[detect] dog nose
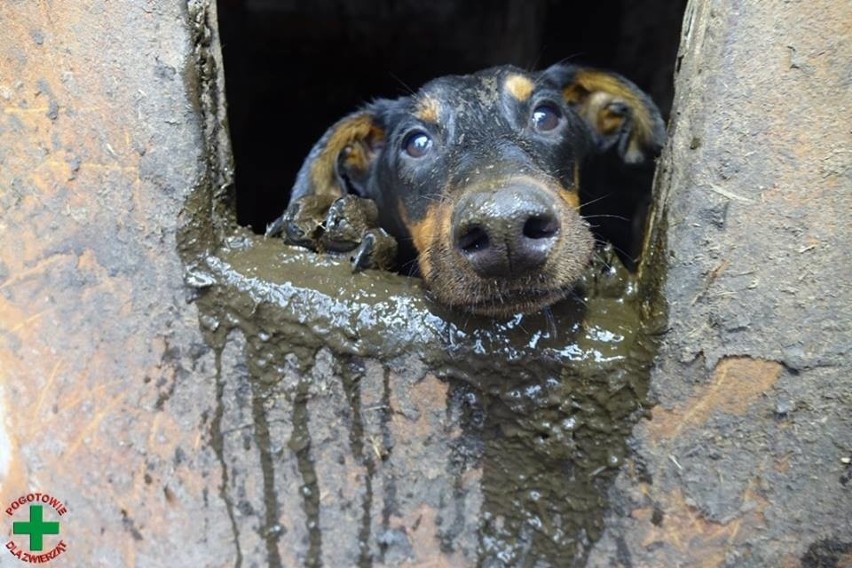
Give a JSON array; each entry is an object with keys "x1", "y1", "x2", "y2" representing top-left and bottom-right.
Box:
[{"x1": 452, "y1": 186, "x2": 560, "y2": 278}]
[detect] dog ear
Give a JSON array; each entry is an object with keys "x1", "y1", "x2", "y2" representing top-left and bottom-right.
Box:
[
  {"x1": 268, "y1": 104, "x2": 387, "y2": 245},
  {"x1": 290, "y1": 105, "x2": 387, "y2": 205},
  {"x1": 545, "y1": 64, "x2": 665, "y2": 164}
]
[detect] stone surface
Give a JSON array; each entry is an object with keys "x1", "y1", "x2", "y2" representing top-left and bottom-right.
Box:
[
  {"x1": 587, "y1": 0, "x2": 852, "y2": 565},
  {"x1": 0, "y1": 1, "x2": 234, "y2": 565}
]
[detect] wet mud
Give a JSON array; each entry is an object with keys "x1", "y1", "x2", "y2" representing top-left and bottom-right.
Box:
[{"x1": 184, "y1": 226, "x2": 664, "y2": 566}]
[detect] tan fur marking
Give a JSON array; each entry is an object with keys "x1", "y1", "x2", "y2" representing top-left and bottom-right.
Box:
[
  {"x1": 599, "y1": 107, "x2": 627, "y2": 135},
  {"x1": 405, "y1": 202, "x2": 452, "y2": 281},
  {"x1": 561, "y1": 83, "x2": 588, "y2": 104},
  {"x1": 552, "y1": 165, "x2": 581, "y2": 209},
  {"x1": 562, "y1": 69, "x2": 652, "y2": 147},
  {"x1": 341, "y1": 142, "x2": 369, "y2": 171},
  {"x1": 415, "y1": 96, "x2": 441, "y2": 123},
  {"x1": 309, "y1": 114, "x2": 384, "y2": 197},
  {"x1": 408, "y1": 209, "x2": 436, "y2": 278},
  {"x1": 505, "y1": 74, "x2": 535, "y2": 102},
  {"x1": 558, "y1": 187, "x2": 580, "y2": 209}
]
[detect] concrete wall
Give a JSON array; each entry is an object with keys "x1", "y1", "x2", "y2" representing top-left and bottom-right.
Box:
[
  {"x1": 588, "y1": 0, "x2": 852, "y2": 565},
  {"x1": 0, "y1": 1, "x2": 236, "y2": 564}
]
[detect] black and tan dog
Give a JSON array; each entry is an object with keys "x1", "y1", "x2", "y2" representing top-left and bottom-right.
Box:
[{"x1": 268, "y1": 63, "x2": 664, "y2": 316}]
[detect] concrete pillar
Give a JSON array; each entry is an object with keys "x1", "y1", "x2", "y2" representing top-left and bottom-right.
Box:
[{"x1": 588, "y1": 0, "x2": 852, "y2": 565}]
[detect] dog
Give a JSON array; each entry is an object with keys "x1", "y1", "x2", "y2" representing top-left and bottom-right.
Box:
[{"x1": 268, "y1": 63, "x2": 664, "y2": 316}]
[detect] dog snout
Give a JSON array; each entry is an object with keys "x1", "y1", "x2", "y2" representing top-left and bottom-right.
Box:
[{"x1": 452, "y1": 185, "x2": 560, "y2": 278}]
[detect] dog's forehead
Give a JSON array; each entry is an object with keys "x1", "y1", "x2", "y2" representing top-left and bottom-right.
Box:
[{"x1": 411, "y1": 66, "x2": 540, "y2": 123}]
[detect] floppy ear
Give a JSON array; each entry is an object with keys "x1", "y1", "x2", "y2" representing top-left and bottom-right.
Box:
[
  {"x1": 267, "y1": 105, "x2": 386, "y2": 246},
  {"x1": 291, "y1": 107, "x2": 386, "y2": 203},
  {"x1": 545, "y1": 64, "x2": 665, "y2": 164}
]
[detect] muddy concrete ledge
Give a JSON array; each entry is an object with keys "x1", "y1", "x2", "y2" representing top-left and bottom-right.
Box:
[
  {"x1": 588, "y1": 1, "x2": 851, "y2": 566},
  {"x1": 186, "y1": 231, "x2": 663, "y2": 566}
]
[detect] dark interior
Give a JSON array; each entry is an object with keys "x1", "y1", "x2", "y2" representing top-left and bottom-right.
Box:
[{"x1": 217, "y1": 0, "x2": 687, "y2": 237}]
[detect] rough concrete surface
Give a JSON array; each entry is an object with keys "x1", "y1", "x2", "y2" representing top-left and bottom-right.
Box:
[
  {"x1": 1, "y1": 0, "x2": 849, "y2": 567},
  {"x1": 587, "y1": 0, "x2": 852, "y2": 566},
  {"x1": 0, "y1": 1, "x2": 236, "y2": 565}
]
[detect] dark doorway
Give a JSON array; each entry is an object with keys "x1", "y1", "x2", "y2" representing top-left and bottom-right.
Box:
[{"x1": 217, "y1": 0, "x2": 686, "y2": 233}]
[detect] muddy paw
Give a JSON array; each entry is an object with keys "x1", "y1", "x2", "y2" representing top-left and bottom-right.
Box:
[
  {"x1": 350, "y1": 229, "x2": 398, "y2": 272},
  {"x1": 320, "y1": 195, "x2": 381, "y2": 252},
  {"x1": 266, "y1": 194, "x2": 336, "y2": 250},
  {"x1": 269, "y1": 194, "x2": 398, "y2": 271}
]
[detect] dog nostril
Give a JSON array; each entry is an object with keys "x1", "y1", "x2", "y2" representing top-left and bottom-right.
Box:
[
  {"x1": 456, "y1": 225, "x2": 490, "y2": 253},
  {"x1": 523, "y1": 215, "x2": 559, "y2": 240}
]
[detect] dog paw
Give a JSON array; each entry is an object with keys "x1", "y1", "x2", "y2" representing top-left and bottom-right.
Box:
[
  {"x1": 268, "y1": 194, "x2": 398, "y2": 271},
  {"x1": 321, "y1": 194, "x2": 380, "y2": 252},
  {"x1": 322, "y1": 196, "x2": 397, "y2": 270},
  {"x1": 266, "y1": 193, "x2": 336, "y2": 250},
  {"x1": 350, "y1": 228, "x2": 398, "y2": 272}
]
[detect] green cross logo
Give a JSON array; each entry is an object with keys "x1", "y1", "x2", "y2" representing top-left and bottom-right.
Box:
[{"x1": 12, "y1": 505, "x2": 60, "y2": 552}]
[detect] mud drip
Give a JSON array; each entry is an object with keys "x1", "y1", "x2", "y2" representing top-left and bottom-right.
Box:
[
  {"x1": 188, "y1": 228, "x2": 662, "y2": 566},
  {"x1": 338, "y1": 358, "x2": 376, "y2": 568},
  {"x1": 290, "y1": 379, "x2": 322, "y2": 568},
  {"x1": 209, "y1": 346, "x2": 245, "y2": 567}
]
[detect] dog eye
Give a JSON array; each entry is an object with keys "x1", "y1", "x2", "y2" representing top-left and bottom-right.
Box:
[
  {"x1": 402, "y1": 131, "x2": 433, "y2": 158},
  {"x1": 531, "y1": 103, "x2": 562, "y2": 132}
]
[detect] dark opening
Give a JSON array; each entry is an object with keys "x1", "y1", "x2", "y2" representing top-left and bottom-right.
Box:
[{"x1": 217, "y1": 0, "x2": 686, "y2": 243}]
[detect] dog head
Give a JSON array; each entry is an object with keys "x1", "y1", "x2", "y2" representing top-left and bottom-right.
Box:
[{"x1": 284, "y1": 64, "x2": 664, "y2": 315}]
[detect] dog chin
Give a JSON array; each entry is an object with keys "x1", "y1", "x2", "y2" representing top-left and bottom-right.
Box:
[{"x1": 441, "y1": 286, "x2": 571, "y2": 317}]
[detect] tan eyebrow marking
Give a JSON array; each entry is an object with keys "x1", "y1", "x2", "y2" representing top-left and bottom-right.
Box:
[
  {"x1": 414, "y1": 95, "x2": 441, "y2": 123},
  {"x1": 504, "y1": 73, "x2": 535, "y2": 102}
]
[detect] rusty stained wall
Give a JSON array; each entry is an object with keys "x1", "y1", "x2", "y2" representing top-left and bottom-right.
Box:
[
  {"x1": 588, "y1": 0, "x2": 852, "y2": 566},
  {"x1": 0, "y1": 1, "x2": 237, "y2": 565}
]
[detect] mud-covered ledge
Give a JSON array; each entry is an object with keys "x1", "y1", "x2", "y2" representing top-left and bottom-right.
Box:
[{"x1": 182, "y1": 225, "x2": 663, "y2": 565}]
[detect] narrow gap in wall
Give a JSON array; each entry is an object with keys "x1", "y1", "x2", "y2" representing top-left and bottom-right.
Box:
[{"x1": 216, "y1": 0, "x2": 686, "y2": 264}]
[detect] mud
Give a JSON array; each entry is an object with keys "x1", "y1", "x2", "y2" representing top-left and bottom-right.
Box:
[{"x1": 178, "y1": 217, "x2": 663, "y2": 565}]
